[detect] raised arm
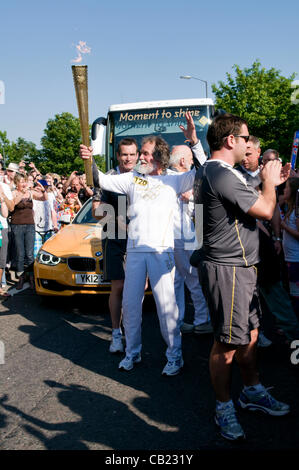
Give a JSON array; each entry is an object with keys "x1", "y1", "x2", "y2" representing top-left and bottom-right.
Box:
[
  {"x1": 32, "y1": 182, "x2": 48, "y2": 201},
  {"x1": 63, "y1": 171, "x2": 77, "y2": 192},
  {"x1": 247, "y1": 161, "x2": 291, "y2": 220},
  {"x1": 0, "y1": 186, "x2": 14, "y2": 212},
  {"x1": 179, "y1": 111, "x2": 206, "y2": 167}
]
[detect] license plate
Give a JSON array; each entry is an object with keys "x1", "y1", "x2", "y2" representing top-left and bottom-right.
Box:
[{"x1": 75, "y1": 273, "x2": 109, "y2": 285}]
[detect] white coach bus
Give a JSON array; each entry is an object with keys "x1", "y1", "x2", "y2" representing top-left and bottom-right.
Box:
[{"x1": 91, "y1": 98, "x2": 214, "y2": 170}]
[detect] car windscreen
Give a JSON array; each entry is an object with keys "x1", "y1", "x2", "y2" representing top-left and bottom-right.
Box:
[{"x1": 72, "y1": 199, "x2": 98, "y2": 224}]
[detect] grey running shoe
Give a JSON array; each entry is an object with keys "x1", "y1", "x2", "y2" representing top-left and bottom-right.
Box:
[
  {"x1": 118, "y1": 353, "x2": 141, "y2": 371},
  {"x1": 109, "y1": 335, "x2": 124, "y2": 354},
  {"x1": 215, "y1": 404, "x2": 245, "y2": 441},
  {"x1": 238, "y1": 387, "x2": 290, "y2": 416},
  {"x1": 162, "y1": 358, "x2": 184, "y2": 376}
]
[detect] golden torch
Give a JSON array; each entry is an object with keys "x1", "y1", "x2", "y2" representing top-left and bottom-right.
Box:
[{"x1": 72, "y1": 65, "x2": 93, "y2": 186}]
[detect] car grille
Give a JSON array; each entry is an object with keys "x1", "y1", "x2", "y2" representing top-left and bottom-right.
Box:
[{"x1": 67, "y1": 257, "x2": 96, "y2": 272}]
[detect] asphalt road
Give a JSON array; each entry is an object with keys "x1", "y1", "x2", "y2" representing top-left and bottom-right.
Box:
[{"x1": 0, "y1": 287, "x2": 298, "y2": 454}]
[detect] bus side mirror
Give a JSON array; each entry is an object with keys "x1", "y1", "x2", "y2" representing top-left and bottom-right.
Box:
[{"x1": 91, "y1": 117, "x2": 107, "y2": 156}]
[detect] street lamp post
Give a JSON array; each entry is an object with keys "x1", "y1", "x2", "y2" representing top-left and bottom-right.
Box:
[{"x1": 180, "y1": 75, "x2": 208, "y2": 99}]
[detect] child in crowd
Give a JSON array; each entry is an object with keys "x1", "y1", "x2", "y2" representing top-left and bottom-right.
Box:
[{"x1": 57, "y1": 191, "x2": 81, "y2": 227}]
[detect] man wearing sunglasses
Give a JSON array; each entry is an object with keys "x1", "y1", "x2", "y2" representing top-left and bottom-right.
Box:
[
  {"x1": 237, "y1": 135, "x2": 262, "y2": 188},
  {"x1": 194, "y1": 113, "x2": 291, "y2": 441}
]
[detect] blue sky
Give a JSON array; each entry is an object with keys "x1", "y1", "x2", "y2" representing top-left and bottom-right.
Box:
[{"x1": 0, "y1": 0, "x2": 298, "y2": 148}]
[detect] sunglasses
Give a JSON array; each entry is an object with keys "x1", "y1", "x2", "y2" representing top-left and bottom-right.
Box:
[{"x1": 233, "y1": 135, "x2": 250, "y2": 143}]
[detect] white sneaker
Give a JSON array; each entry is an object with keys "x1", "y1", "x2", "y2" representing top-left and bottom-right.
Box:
[
  {"x1": 118, "y1": 353, "x2": 141, "y2": 371},
  {"x1": 258, "y1": 331, "x2": 272, "y2": 348},
  {"x1": 109, "y1": 335, "x2": 124, "y2": 354},
  {"x1": 162, "y1": 358, "x2": 184, "y2": 376}
]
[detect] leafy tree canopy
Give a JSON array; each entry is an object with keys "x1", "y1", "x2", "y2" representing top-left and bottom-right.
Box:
[
  {"x1": 39, "y1": 112, "x2": 83, "y2": 174},
  {"x1": 0, "y1": 131, "x2": 40, "y2": 169},
  {"x1": 212, "y1": 60, "x2": 299, "y2": 161}
]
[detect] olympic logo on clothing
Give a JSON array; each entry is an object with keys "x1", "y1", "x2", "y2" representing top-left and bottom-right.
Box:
[{"x1": 141, "y1": 182, "x2": 163, "y2": 201}]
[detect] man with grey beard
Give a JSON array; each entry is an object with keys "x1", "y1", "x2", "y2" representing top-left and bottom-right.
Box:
[{"x1": 80, "y1": 113, "x2": 206, "y2": 376}]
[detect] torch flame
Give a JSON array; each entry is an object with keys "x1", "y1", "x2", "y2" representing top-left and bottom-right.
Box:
[{"x1": 72, "y1": 41, "x2": 91, "y2": 63}]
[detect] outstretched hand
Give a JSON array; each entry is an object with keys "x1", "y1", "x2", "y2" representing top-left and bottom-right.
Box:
[
  {"x1": 260, "y1": 161, "x2": 291, "y2": 187},
  {"x1": 179, "y1": 111, "x2": 198, "y2": 146}
]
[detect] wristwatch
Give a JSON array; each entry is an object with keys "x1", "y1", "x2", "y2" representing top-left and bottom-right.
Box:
[{"x1": 273, "y1": 236, "x2": 282, "y2": 242}]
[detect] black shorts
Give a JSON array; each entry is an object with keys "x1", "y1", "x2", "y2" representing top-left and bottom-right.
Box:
[
  {"x1": 198, "y1": 261, "x2": 260, "y2": 345},
  {"x1": 102, "y1": 238, "x2": 127, "y2": 281}
]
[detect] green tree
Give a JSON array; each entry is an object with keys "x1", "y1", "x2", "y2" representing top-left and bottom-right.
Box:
[
  {"x1": 40, "y1": 112, "x2": 83, "y2": 174},
  {"x1": 0, "y1": 131, "x2": 10, "y2": 167},
  {"x1": 0, "y1": 132, "x2": 40, "y2": 168},
  {"x1": 212, "y1": 60, "x2": 299, "y2": 161}
]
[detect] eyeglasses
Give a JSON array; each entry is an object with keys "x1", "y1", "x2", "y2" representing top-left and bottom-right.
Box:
[{"x1": 233, "y1": 135, "x2": 250, "y2": 143}]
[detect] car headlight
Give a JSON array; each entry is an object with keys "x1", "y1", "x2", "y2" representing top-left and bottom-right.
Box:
[{"x1": 37, "y1": 249, "x2": 66, "y2": 266}]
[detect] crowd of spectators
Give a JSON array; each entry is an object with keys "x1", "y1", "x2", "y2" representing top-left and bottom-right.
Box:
[
  {"x1": 0, "y1": 144, "x2": 298, "y2": 343},
  {"x1": 0, "y1": 157, "x2": 91, "y2": 294}
]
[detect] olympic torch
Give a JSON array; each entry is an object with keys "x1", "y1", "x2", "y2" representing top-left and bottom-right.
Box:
[{"x1": 72, "y1": 65, "x2": 93, "y2": 186}]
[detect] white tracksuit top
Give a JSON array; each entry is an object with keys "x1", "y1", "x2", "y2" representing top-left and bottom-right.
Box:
[{"x1": 97, "y1": 168, "x2": 196, "y2": 252}]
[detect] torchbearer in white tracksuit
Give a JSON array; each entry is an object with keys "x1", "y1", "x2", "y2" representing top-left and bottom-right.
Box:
[{"x1": 79, "y1": 113, "x2": 206, "y2": 376}]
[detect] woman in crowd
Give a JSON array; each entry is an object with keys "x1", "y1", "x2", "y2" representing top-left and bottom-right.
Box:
[
  {"x1": 55, "y1": 182, "x2": 65, "y2": 209},
  {"x1": 281, "y1": 177, "x2": 299, "y2": 316},
  {"x1": 27, "y1": 174, "x2": 35, "y2": 189},
  {"x1": 11, "y1": 174, "x2": 47, "y2": 289}
]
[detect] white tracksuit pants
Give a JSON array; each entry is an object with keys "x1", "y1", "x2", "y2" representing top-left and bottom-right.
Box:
[
  {"x1": 122, "y1": 251, "x2": 182, "y2": 361},
  {"x1": 174, "y1": 248, "x2": 209, "y2": 326}
]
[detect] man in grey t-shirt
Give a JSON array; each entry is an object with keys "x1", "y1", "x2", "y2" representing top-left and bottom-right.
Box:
[{"x1": 194, "y1": 113, "x2": 291, "y2": 441}]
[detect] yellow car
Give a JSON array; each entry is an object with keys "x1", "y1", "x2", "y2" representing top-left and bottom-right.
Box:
[{"x1": 34, "y1": 199, "x2": 111, "y2": 296}]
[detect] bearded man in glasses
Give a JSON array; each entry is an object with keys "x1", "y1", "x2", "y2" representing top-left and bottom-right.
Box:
[{"x1": 194, "y1": 113, "x2": 291, "y2": 442}]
